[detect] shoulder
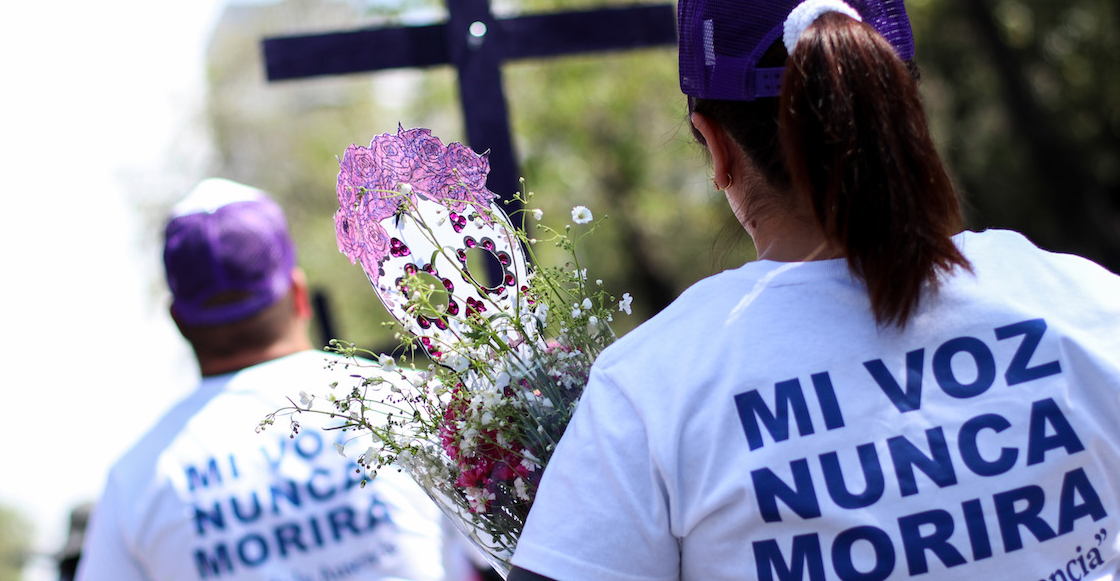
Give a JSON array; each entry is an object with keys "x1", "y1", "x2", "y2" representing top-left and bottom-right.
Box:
[
  {"x1": 597, "y1": 267, "x2": 748, "y2": 363},
  {"x1": 955, "y1": 229, "x2": 1120, "y2": 298},
  {"x1": 594, "y1": 258, "x2": 857, "y2": 376},
  {"x1": 958, "y1": 229, "x2": 1115, "y2": 273}
]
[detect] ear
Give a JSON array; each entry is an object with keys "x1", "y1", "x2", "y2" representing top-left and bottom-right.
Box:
[
  {"x1": 169, "y1": 306, "x2": 187, "y2": 336},
  {"x1": 289, "y1": 267, "x2": 313, "y2": 321},
  {"x1": 691, "y1": 112, "x2": 735, "y2": 189}
]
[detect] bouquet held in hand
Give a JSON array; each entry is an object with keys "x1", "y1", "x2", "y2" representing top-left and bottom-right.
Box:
[{"x1": 263, "y1": 126, "x2": 631, "y2": 576}]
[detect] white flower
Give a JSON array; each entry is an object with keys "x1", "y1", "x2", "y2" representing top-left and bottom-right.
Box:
[
  {"x1": 588, "y1": 315, "x2": 599, "y2": 328},
  {"x1": 619, "y1": 292, "x2": 633, "y2": 315},
  {"x1": 571, "y1": 205, "x2": 592, "y2": 224},
  {"x1": 299, "y1": 391, "x2": 314, "y2": 407},
  {"x1": 513, "y1": 477, "x2": 531, "y2": 501},
  {"x1": 474, "y1": 216, "x2": 485, "y2": 228},
  {"x1": 571, "y1": 306, "x2": 582, "y2": 318},
  {"x1": 399, "y1": 183, "x2": 413, "y2": 195},
  {"x1": 378, "y1": 354, "x2": 396, "y2": 371},
  {"x1": 520, "y1": 449, "x2": 540, "y2": 471},
  {"x1": 334, "y1": 442, "x2": 346, "y2": 456},
  {"x1": 532, "y1": 208, "x2": 544, "y2": 220},
  {"x1": 581, "y1": 298, "x2": 592, "y2": 310},
  {"x1": 459, "y1": 427, "x2": 480, "y2": 453},
  {"x1": 596, "y1": 279, "x2": 603, "y2": 286},
  {"x1": 442, "y1": 352, "x2": 470, "y2": 372},
  {"x1": 466, "y1": 487, "x2": 496, "y2": 512},
  {"x1": 360, "y1": 446, "x2": 379, "y2": 465}
]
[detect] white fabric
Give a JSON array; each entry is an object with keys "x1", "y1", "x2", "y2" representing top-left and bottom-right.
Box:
[
  {"x1": 783, "y1": 0, "x2": 862, "y2": 53},
  {"x1": 512, "y1": 230, "x2": 1120, "y2": 581},
  {"x1": 171, "y1": 178, "x2": 268, "y2": 217},
  {"x1": 77, "y1": 351, "x2": 476, "y2": 581}
]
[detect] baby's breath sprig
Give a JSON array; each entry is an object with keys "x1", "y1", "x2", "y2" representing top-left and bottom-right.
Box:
[{"x1": 286, "y1": 128, "x2": 634, "y2": 575}]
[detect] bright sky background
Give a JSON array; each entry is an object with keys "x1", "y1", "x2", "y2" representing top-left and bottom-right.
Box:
[{"x1": 1, "y1": 2, "x2": 234, "y2": 579}]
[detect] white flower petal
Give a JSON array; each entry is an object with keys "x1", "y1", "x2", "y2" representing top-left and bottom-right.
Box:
[
  {"x1": 378, "y1": 354, "x2": 396, "y2": 371},
  {"x1": 619, "y1": 292, "x2": 634, "y2": 315}
]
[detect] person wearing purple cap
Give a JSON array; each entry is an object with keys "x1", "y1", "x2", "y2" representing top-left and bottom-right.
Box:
[
  {"x1": 509, "y1": 2, "x2": 1120, "y2": 580},
  {"x1": 76, "y1": 179, "x2": 479, "y2": 581}
]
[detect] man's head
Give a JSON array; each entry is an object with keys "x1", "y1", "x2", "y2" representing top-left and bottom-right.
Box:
[
  {"x1": 164, "y1": 178, "x2": 311, "y2": 373},
  {"x1": 164, "y1": 178, "x2": 296, "y2": 325}
]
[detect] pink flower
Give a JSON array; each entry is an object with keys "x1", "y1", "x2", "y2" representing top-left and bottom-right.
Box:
[
  {"x1": 334, "y1": 210, "x2": 363, "y2": 265},
  {"x1": 405, "y1": 128, "x2": 448, "y2": 192},
  {"x1": 336, "y1": 168, "x2": 362, "y2": 210},
  {"x1": 355, "y1": 220, "x2": 391, "y2": 271},
  {"x1": 369, "y1": 129, "x2": 414, "y2": 189},
  {"x1": 446, "y1": 141, "x2": 489, "y2": 191},
  {"x1": 356, "y1": 180, "x2": 399, "y2": 224}
]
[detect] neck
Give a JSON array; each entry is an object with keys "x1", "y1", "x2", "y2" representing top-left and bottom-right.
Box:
[
  {"x1": 197, "y1": 332, "x2": 314, "y2": 377},
  {"x1": 742, "y1": 203, "x2": 840, "y2": 262}
]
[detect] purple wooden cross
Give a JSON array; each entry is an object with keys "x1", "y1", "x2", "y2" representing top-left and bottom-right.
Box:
[{"x1": 262, "y1": 1, "x2": 677, "y2": 221}]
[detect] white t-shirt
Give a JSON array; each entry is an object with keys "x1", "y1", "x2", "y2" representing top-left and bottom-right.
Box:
[
  {"x1": 512, "y1": 230, "x2": 1120, "y2": 581},
  {"x1": 77, "y1": 350, "x2": 475, "y2": 581}
]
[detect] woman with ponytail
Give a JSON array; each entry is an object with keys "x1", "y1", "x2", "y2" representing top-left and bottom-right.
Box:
[{"x1": 510, "y1": 2, "x2": 1120, "y2": 580}]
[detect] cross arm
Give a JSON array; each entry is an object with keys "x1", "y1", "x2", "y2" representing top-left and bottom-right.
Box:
[
  {"x1": 262, "y1": 23, "x2": 448, "y2": 81},
  {"x1": 499, "y1": 4, "x2": 677, "y2": 61}
]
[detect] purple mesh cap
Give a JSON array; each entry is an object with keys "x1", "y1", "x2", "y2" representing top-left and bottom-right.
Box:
[
  {"x1": 678, "y1": 0, "x2": 916, "y2": 101},
  {"x1": 163, "y1": 178, "x2": 297, "y2": 326}
]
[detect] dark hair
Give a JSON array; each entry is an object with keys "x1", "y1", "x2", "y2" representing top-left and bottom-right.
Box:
[
  {"x1": 176, "y1": 292, "x2": 296, "y2": 358},
  {"x1": 692, "y1": 13, "x2": 970, "y2": 327},
  {"x1": 689, "y1": 42, "x2": 792, "y2": 193}
]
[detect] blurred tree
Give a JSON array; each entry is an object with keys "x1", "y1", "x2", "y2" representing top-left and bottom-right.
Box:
[
  {"x1": 908, "y1": 0, "x2": 1120, "y2": 270},
  {"x1": 0, "y1": 504, "x2": 30, "y2": 581},
  {"x1": 206, "y1": 0, "x2": 746, "y2": 347},
  {"x1": 205, "y1": 0, "x2": 463, "y2": 351},
  {"x1": 203, "y1": 0, "x2": 1117, "y2": 351}
]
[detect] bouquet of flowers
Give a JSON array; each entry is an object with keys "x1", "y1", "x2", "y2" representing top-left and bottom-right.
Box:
[{"x1": 262, "y1": 126, "x2": 631, "y2": 576}]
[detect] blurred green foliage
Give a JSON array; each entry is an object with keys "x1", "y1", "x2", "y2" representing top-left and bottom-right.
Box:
[
  {"x1": 907, "y1": 0, "x2": 1120, "y2": 265},
  {"x1": 203, "y1": 0, "x2": 1118, "y2": 351},
  {"x1": 0, "y1": 505, "x2": 29, "y2": 581}
]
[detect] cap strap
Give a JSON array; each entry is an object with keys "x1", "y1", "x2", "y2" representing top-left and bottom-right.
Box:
[
  {"x1": 754, "y1": 67, "x2": 785, "y2": 99},
  {"x1": 783, "y1": 0, "x2": 863, "y2": 53}
]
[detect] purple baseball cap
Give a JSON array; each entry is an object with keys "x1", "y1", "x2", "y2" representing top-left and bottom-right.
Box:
[
  {"x1": 163, "y1": 178, "x2": 297, "y2": 326},
  {"x1": 678, "y1": 0, "x2": 916, "y2": 101}
]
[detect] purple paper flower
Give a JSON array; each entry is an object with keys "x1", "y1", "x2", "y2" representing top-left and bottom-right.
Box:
[
  {"x1": 334, "y1": 210, "x2": 363, "y2": 265},
  {"x1": 335, "y1": 126, "x2": 503, "y2": 271}
]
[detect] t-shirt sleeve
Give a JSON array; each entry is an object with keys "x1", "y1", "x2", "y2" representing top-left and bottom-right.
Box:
[
  {"x1": 74, "y1": 476, "x2": 151, "y2": 581},
  {"x1": 511, "y1": 367, "x2": 679, "y2": 581}
]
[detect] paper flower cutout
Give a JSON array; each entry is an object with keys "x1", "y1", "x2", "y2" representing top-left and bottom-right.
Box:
[{"x1": 334, "y1": 126, "x2": 529, "y2": 353}]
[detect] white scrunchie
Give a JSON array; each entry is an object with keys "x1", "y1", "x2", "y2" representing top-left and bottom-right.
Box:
[{"x1": 783, "y1": 0, "x2": 863, "y2": 53}]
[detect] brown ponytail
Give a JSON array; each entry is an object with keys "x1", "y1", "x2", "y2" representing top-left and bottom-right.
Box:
[{"x1": 778, "y1": 12, "x2": 970, "y2": 327}]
